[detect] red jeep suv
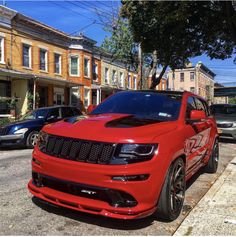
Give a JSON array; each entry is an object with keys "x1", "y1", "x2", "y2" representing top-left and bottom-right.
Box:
[{"x1": 28, "y1": 91, "x2": 218, "y2": 221}]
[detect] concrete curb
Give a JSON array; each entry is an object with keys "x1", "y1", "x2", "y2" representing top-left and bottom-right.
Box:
[{"x1": 174, "y1": 156, "x2": 236, "y2": 236}]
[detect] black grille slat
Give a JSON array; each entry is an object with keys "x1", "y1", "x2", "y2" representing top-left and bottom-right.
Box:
[
  {"x1": 46, "y1": 137, "x2": 56, "y2": 154},
  {"x1": 0, "y1": 127, "x2": 10, "y2": 136},
  {"x1": 87, "y1": 143, "x2": 103, "y2": 163},
  {"x1": 99, "y1": 145, "x2": 114, "y2": 164},
  {"x1": 69, "y1": 141, "x2": 81, "y2": 159},
  {"x1": 78, "y1": 142, "x2": 92, "y2": 161},
  {"x1": 53, "y1": 138, "x2": 64, "y2": 155},
  {"x1": 44, "y1": 135, "x2": 115, "y2": 164},
  {"x1": 217, "y1": 123, "x2": 233, "y2": 128},
  {"x1": 60, "y1": 140, "x2": 72, "y2": 158}
]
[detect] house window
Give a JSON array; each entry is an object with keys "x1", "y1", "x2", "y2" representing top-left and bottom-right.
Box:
[
  {"x1": 133, "y1": 76, "x2": 137, "y2": 90},
  {"x1": 84, "y1": 58, "x2": 90, "y2": 77},
  {"x1": 190, "y1": 87, "x2": 195, "y2": 93},
  {"x1": 40, "y1": 49, "x2": 48, "y2": 71},
  {"x1": 180, "y1": 73, "x2": 184, "y2": 82},
  {"x1": 93, "y1": 63, "x2": 98, "y2": 81},
  {"x1": 112, "y1": 70, "x2": 117, "y2": 85},
  {"x1": 84, "y1": 88, "x2": 90, "y2": 108},
  {"x1": 120, "y1": 72, "x2": 124, "y2": 87},
  {"x1": 0, "y1": 37, "x2": 5, "y2": 63},
  {"x1": 105, "y1": 67, "x2": 109, "y2": 84},
  {"x1": 22, "y1": 44, "x2": 31, "y2": 68},
  {"x1": 190, "y1": 72, "x2": 195, "y2": 81},
  {"x1": 54, "y1": 53, "x2": 61, "y2": 74},
  {"x1": 70, "y1": 56, "x2": 79, "y2": 76},
  {"x1": 128, "y1": 75, "x2": 131, "y2": 89}
]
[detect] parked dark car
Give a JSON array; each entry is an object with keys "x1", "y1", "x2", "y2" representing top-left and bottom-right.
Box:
[
  {"x1": 0, "y1": 105, "x2": 82, "y2": 148},
  {"x1": 210, "y1": 104, "x2": 236, "y2": 140}
]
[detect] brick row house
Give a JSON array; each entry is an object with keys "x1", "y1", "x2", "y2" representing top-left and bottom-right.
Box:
[
  {"x1": 0, "y1": 6, "x2": 139, "y2": 117},
  {"x1": 167, "y1": 62, "x2": 215, "y2": 104}
]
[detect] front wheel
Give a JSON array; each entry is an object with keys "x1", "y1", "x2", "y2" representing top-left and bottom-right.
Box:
[
  {"x1": 205, "y1": 139, "x2": 219, "y2": 173},
  {"x1": 26, "y1": 131, "x2": 39, "y2": 148},
  {"x1": 155, "y1": 158, "x2": 186, "y2": 221}
]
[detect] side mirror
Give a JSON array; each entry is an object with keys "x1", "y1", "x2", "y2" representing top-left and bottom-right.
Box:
[
  {"x1": 87, "y1": 105, "x2": 97, "y2": 114},
  {"x1": 189, "y1": 110, "x2": 206, "y2": 121}
]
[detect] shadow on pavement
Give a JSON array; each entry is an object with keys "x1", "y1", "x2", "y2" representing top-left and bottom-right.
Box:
[
  {"x1": 219, "y1": 138, "x2": 236, "y2": 144},
  {"x1": 32, "y1": 197, "x2": 155, "y2": 230}
]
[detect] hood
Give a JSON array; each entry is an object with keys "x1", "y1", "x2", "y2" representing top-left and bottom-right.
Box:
[
  {"x1": 2, "y1": 119, "x2": 44, "y2": 133},
  {"x1": 214, "y1": 114, "x2": 236, "y2": 123},
  {"x1": 43, "y1": 114, "x2": 178, "y2": 143}
]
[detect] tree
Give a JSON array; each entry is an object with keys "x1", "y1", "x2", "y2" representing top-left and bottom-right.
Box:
[
  {"x1": 121, "y1": 1, "x2": 236, "y2": 88},
  {"x1": 101, "y1": 17, "x2": 139, "y2": 71}
]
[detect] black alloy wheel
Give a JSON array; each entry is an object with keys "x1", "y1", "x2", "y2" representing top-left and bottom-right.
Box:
[{"x1": 156, "y1": 158, "x2": 186, "y2": 221}]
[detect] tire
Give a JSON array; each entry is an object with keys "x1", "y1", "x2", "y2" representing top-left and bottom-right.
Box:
[
  {"x1": 26, "y1": 131, "x2": 39, "y2": 148},
  {"x1": 156, "y1": 158, "x2": 186, "y2": 221},
  {"x1": 205, "y1": 139, "x2": 219, "y2": 174}
]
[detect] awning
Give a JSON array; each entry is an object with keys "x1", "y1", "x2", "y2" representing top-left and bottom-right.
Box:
[{"x1": 0, "y1": 68, "x2": 82, "y2": 87}]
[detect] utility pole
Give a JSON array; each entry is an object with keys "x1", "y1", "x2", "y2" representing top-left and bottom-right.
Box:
[{"x1": 138, "y1": 43, "x2": 143, "y2": 90}]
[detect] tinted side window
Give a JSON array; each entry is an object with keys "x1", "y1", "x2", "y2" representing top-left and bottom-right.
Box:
[
  {"x1": 72, "y1": 107, "x2": 82, "y2": 116},
  {"x1": 186, "y1": 97, "x2": 197, "y2": 119},
  {"x1": 48, "y1": 108, "x2": 60, "y2": 119},
  {"x1": 194, "y1": 98, "x2": 208, "y2": 116},
  {"x1": 61, "y1": 107, "x2": 74, "y2": 118}
]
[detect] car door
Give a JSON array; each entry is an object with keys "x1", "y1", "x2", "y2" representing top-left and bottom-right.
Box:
[{"x1": 184, "y1": 96, "x2": 211, "y2": 172}]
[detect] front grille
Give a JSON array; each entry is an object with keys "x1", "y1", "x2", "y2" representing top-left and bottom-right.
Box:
[
  {"x1": 0, "y1": 127, "x2": 10, "y2": 136},
  {"x1": 217, "y1": 123, "x2": 233, "y2": 128},
  {"x1": 32, "y1": 172, "x2": 138, "y2": 207},
  {"x1": 43, "y1": 135, "x2": 115, "y2": 164}
]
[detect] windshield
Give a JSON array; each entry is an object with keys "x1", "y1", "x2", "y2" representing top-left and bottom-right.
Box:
[
  {"x1": 91, "y1": 92, "x2": 182, "y2": 121},
  {"x1": 211, "y1": 105, "x2": 236, "y2": 115},
  {"x1": 19, "y1": 109, "x2": 48, "y2": 121}
]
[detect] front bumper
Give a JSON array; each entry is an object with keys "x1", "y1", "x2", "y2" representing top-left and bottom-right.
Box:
[
  {"x1": 28, "y1": 146, "x2": 168, "y2": 219},
  {"x1": 217, "y1": 127, "x2": 236, "y2": 140},
  {"x1": 0, "y1": 134, "x2": 25, "y2": 147}
]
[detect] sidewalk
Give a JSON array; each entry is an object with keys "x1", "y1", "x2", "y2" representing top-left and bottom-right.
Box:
[{"x1": 174, "y1": 157, "x2": 236, "y2": 236}]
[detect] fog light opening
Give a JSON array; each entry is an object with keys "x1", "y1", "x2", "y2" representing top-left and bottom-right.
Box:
[
  {"x1": 32, "y1": 172, "x2": 43, "y2": 187},
  {"x1": 112, "y1": 174, "x2": 149, "y2": 182}
]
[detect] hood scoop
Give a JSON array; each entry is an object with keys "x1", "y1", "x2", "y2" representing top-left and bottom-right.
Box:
[{"x1": 106, "y1": 115, "x2": 161, "y2": 128}]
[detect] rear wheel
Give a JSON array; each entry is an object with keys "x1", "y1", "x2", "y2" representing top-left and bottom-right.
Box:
[
  {"x1": 26, "y1": 131, "x2": 39, "y2": 148},
  {"x1": 156, "y1": 158, "x2": 186, "y2": 221},
  {"x1": 205, "y1": 139, "x2": 219, "y2": 173}
]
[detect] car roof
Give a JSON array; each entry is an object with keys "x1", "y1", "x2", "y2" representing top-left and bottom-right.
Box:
[{"x1": 118, "y1": 90, "x2": 184, "y2": 96}]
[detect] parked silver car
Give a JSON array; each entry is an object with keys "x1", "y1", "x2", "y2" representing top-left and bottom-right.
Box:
[{"x1": 211, "y1": 104, "x2": 236, "y2": 140}]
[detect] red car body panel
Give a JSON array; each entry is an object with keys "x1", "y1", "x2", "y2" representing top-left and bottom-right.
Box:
[{"x1": 28, "y1": 91, "x2": 218, "y2": 219}]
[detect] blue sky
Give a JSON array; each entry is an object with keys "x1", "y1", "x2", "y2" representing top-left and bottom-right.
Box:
[{"x1": 3, "y1": 0, "x2": 236, "y2": 84}]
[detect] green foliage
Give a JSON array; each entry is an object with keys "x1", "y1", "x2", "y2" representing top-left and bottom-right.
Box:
[
  {"x1": 121, "y1": 1, "x2": 236, "y2": 70},
  {"x1": 101, "y1": 17, "x2": 139, "y2": 70},
  {"x1": 27, "y1": 92, "x2": 39, "y2": 111},
  {"x1": 228, "y1": 97, "x2": 236, "y2": 104},
  {"x1": 0, "y1": 117, "x2": 11, "y2": 127},
  {"x1": 7, "y1": 97, "x2": 17, "y2": 110}
]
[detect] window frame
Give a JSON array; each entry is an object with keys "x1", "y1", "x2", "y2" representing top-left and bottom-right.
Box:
[
  {"x1": 180, "y1": 72, "x2": 184, "y2": 82},
  {"x1": 190, "y1": 72, "x2": 195, "y2": 81},
  {"x1": 104, "y1": 67, "x2": 109, "y2": 84},
  {"x1": 54, "y1": 53, "x2": 61, "y2": 75},
  {"x1": 84, "y1": 57, "x2": 90, "y2": 78},
  {"x1": 70, "y1": 55, "x2": 79, "y2": 76},
  {"x1": 22, "y1": 44, "x2": 32, "y2": 68},
  {"x1": 0, "y1": 37, "x2": 5, "y2": 64},
  {"x1": 39, "y1": 48, "x2": 48, "y2": 72},
  {"x1": 92, "y1": 62, "x2": 98, "y2": 81}
]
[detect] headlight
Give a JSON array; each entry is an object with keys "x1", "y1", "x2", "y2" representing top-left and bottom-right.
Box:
[
  {"x1": 14, "y1": 128, "x2": 28, "y2": 134},
  {"x1": 37, "y1": 131, "x2": 48, "y2": 152},
  {"x1": 112, "y1": 144, "x2": 158, "y2": 164}
]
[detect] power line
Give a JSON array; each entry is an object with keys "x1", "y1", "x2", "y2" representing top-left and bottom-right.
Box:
[{"x1": 48, "y1": 0, "x2": 103, "y2": 26}]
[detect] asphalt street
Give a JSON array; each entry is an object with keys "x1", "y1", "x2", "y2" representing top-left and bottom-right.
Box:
[{"x1": 0, "y1": 141, "x2": 236, "y2": 235}]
